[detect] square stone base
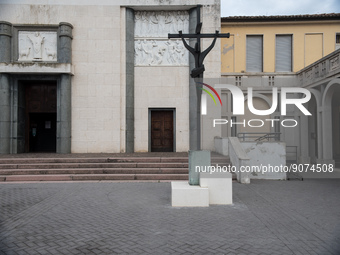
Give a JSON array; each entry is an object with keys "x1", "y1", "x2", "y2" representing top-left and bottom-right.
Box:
[
  {"x1": 200, "y1": 172, "x2": 232, "y2": 205},
  {"x1": 171, "y1": 181, "x2": 209, "y2": 207}
]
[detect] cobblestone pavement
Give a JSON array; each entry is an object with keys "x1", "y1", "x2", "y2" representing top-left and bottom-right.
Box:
[{"x1": 0, "y1": 179, "x2": 339, "y2": 255}]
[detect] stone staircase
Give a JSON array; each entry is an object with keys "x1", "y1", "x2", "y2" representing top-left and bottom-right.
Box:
[{"x1": 0, "y1": 153, "x2": 233, "y2": 182}]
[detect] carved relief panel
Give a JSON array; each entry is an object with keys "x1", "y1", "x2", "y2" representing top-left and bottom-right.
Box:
[
  {"x1": 135, "y1": 39, "x2": 188, "y2": 66},
  {"x1": 18, "y1": 31, "x2": 57, "y2": 61},
  {"x1": 135, "y1": 10, "x2": 189, "y2": 38},
  {"x1": 330, "y1": 54, "x2": 340, "y2": 71},
  {"x1": 134, "y1": 10, "x2": 189, "y2": 66}
]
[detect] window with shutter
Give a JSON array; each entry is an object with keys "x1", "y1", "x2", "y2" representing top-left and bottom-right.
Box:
[
  {"x1": 276, "y1": 35, "x2": 292, "y2": 72},
  {"x1": 246, "y1": 35, "x2": 263, "y2": 72},
  {"x1": 336, "y1": 34, "x2": 340, "y2": 50}
]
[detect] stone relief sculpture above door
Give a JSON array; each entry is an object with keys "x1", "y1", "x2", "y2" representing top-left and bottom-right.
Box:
[{"x1": 18, "y1": 31, "x2": 57, "y2": 61}]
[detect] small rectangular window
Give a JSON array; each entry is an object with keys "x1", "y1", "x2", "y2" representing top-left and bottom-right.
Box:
[
  {"x1": 336, "y1": 34, "x2": 340, "y2": 50},
  {"x1": 246, "y1": 35, "x2": 263, "y2": 72},
  {"x1": 336, "y1": 34, "x2": 340, "y2": 43}
]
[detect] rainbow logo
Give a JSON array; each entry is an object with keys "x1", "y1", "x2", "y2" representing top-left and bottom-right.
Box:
[
  {"x1": 197, "y1": 82, "x2": 222, "y2": 107},
  {"x1": 197, "y1": 82, "x2": 223, "y2": 106},
  {"x1": 197, "y1": 82, "x2": 223, "y2": 115}
]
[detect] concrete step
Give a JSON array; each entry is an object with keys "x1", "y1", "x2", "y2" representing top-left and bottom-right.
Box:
[
  {"x1": 0, "y1": 162, "x2": 230, "y2": 170},
  {"x1": 0, "y1": 168, "x2": 189, "y2": 175},
  {"x1": 0, "y1": 154, "x2": 234, "y2": 182},
  {"x1": 1, "y1": 174, "x2": 189, "y2": 182},
  {"x1": 0, "y1": 162, "x2": 190, "y2": 170},
  {"x1": 0, "y1": 157, "x2": 230, "y2": 165},
  {"x1": 0, "y1": 157, "x2": 194, "y2": 164},
  {"x1": 0, "y1": 171, "x2": 237, "y2": 181}
]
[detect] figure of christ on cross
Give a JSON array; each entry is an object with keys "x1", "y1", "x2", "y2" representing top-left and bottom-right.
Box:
[{"x1": 168, "y1": 5, "x2": 230, "y2": 150}]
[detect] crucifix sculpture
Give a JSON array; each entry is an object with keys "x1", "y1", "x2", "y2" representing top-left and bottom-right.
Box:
[{"x1": 168, "y1": 5, "x2": 230, "y2": 150}]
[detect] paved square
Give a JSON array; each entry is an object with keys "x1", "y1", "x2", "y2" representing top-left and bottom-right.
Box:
[{"x1": 0, "y1": 180, "x2": 339, "y2": 254}]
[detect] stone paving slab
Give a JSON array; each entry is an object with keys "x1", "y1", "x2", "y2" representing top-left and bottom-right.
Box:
[{"x1": 0, "y1": 179, "x2": 339, "y2": 254}]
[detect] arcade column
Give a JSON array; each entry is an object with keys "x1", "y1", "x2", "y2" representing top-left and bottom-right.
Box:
[
  {"x1": 57, "y1": 22, "x2": 73, "y2": 153},
  {"x1": 0, "y1": 21, "x2": 12, "y2": 154}
]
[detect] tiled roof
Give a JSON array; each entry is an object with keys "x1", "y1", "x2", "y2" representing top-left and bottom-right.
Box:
[{"x1": 221, "y1": 13, "x2": 340, "y2": 22}]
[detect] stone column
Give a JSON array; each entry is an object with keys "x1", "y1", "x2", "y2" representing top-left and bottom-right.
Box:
[
  {"x1": 57, "y1": 74, "x2": 72, "y2": 153},
  {"x1": 317, "y1": 110, "x2": 323, "y2": 160},
  {"x1": 125, "y1": 8, "x2": 135, "y2": 153},
  {"x1": 321, "y1": 105, "x2": 334, "y2": 164},
  {"x1": 189, "y1": 7, "x2": 199, "y2": 150},
  {"x1": 299, "y1": 115, "x2": 310, "y2": 163},
  {"x1": 0, "y1": 21, "x2": 12, "y2": 154},
  {"x1": 57, "y1": 23, "x2": 72, "y2": 153},
  {"x1": 58, "y1": 22, "x2": 73, "y2": 63},
  {"x1": 0, "y1": 21, "x2": 12, "y2": 62},
  {"x1": 0, "y1": 74, "x2": 11, "y2": 154},
  {"x1": 310, "y1": 89, "x2": 323, "y2": 162}
]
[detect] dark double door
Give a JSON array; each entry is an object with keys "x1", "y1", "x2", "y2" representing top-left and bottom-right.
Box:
[
  {"x1": 151, "y1": 110, "x2": 174, "y2": 152},
  {"x1": 25, "y1": 82, "x2": 57, "y2": 152}
]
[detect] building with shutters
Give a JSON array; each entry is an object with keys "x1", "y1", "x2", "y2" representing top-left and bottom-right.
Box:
[{"x1": 220, "y1": 14, "x2": 340, "y2": 165}]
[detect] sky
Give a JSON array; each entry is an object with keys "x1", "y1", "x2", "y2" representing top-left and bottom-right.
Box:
[{"x1": 221, "y1": 0, "x2": 340, "y2": 17}]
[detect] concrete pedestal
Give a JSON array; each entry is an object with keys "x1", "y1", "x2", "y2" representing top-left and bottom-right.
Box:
[
  {"x1": 171, "y1": 172, "x2": 233, "y2": 207},
  {"x1": 171, "y1": 181, "x2": 209, "y2": 207},
  {"x1": 200, "y1": 172, "x2": 232, "y2": 205}
]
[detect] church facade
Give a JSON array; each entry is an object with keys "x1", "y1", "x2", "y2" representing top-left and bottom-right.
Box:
[{"x1": 0, "y1": 0, "x2": 221, "y2": 154}]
